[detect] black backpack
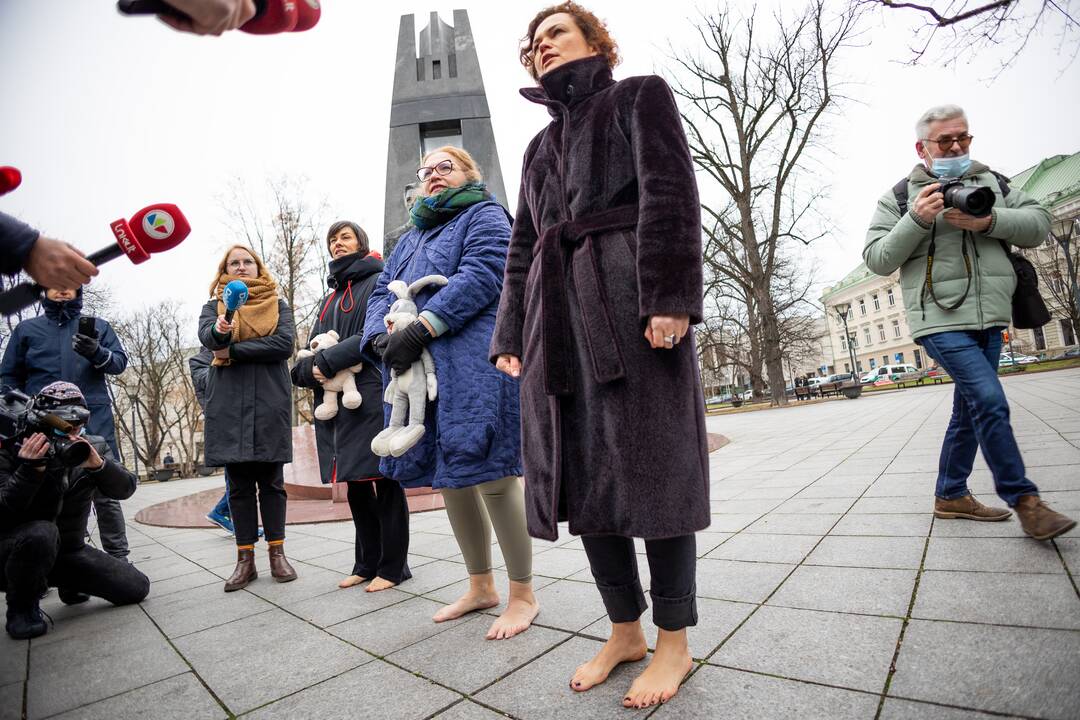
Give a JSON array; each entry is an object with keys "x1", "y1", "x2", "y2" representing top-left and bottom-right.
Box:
[{"x1": 893, "y1": 172, "x2": 1050, "y2": 330}]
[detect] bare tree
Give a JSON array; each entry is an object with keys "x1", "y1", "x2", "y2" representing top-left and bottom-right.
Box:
[
  {"x1": 1028, "y1": 216, "x2": 1080, "y2": 342},
  {"x1": 219, "y1": 175, "x2": 330, "y2": 423},
  {"x1": 671, "y1": 0, "x2": 863, "y2": 405},
  {"x1": 864, "y1": 0, "x2": 1080, "y2": 74}
]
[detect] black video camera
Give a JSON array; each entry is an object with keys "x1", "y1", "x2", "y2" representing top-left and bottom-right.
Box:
[
  {"x1": 0, "y1": 390, "x2": 92, "y2": 467},
  {"x1": 940, "y1": 178, "x2": 996, "y2": 218}
]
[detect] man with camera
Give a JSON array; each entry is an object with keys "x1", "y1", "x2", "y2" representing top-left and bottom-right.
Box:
[
  {"x1": 0, "y1": 382, "x2": 148, "y2": 640},
  {"x1": 1, "y1": 286, "x2": 132, "y2": 558},
  {"x1": 863, "y1": 104, "x2": 1075, "y2": 541}
]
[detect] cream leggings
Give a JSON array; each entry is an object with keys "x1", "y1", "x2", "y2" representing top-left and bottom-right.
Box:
[{"x1": 440, "y1": 475, "x2": 533, "y2": 583}]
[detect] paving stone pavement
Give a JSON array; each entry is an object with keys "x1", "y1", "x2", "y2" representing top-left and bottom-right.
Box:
[{"x1": 3, "y1": 369, "x2": 1078, "y2": 719}]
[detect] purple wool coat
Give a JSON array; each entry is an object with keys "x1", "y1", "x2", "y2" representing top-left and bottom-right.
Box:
[{"x1": 490, "y1": 56, "x2": 711, "y2": 541}]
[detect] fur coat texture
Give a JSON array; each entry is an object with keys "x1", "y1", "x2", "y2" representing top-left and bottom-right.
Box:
[{"x1": 490, "y1": 56, "x2": 711, "y2": 541}]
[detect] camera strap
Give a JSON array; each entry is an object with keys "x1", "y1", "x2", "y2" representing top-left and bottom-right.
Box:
[{"x1": 921, "y1": 223, "x2": 973, "y2": 319}]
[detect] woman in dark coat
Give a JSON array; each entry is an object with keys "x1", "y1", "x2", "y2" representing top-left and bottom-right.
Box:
[
  {"x1": 362, "y1": 146, "x2": 538, "y2": 640},
  {"x1": 291, "y1": 221, "x2": 412, "y2": 592},
  {"x1": 490, "y1": 3, "x2": 709, "y2": 709},
  {"x1": 199, "y1": 244, "x2": 297, "y2": 592}
]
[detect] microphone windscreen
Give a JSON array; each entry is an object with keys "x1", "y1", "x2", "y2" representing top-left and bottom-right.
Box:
[
  {"x1": 223, "y1": 280, "x2": 250, "y2": 312},
  {"x1": 242, "y1": 0, "x2": 298, "y2": 34},
  {"x1": 0, "y1": 167, "x2": 21, "y2": 197},
  {"x1": 292, "y1": 0, "x2": 319, "y2": 31},
  {"x1": 129, "y1": 204, "x2": 190, "y2": 253}
]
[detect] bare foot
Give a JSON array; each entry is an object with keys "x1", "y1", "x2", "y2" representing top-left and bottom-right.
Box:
[
  {"x1": 338, "y1": 575, "x2": 367, "y2": 589},
  {"x1": 570, "y1": 623, "x2": 648, "y2": 692},
  {"x1": 486, "y1": 596, "x2": 539, "y2": 640},
  {"x1": 432, "y1": 589, "x2": 500, "y2": 623},
  {"x1": 622, "y1": 629, "x2": 693, "y2": 709},
  {"x1": 365, "y1": 577, "x2": 397, "y2": 592}
]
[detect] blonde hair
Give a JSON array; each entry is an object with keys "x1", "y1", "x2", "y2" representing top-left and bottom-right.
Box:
[
  {"x1": 421, "y1": 146, "x2": 483, "y2": 189},
  {"x1": 209, "y1": 244, "x2": 273, "y2": 297}
]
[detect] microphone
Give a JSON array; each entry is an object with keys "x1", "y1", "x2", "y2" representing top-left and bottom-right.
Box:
[
  {"x1": 0, "y1": 203, "x2": 191, "y2": 315},
  {"x1": 0, "y1": 167, "x2": 21, "y2": 197},
  {"x1": 222, "y1": 279, "x2": 249, "y2": 322},
  {"x1": 116, "y1": 1, "x2": 319, "y2": 33}
]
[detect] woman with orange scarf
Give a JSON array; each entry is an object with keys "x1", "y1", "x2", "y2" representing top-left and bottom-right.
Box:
[{"x1": 199, "y1": 245, "x2": 297, "y2": 591}]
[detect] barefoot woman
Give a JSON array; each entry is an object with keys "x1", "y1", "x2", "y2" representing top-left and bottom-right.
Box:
[{"x1": 492, "y1": 3, "x2": 710, "y2": 709}]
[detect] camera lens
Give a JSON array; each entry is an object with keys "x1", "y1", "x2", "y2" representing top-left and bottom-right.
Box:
[
  {"x1": 942, "y1": 183, "x2": 996, "y2": 218},
  {"x1": 51, "y1": 436, "x2": 91, "y2": 467}
]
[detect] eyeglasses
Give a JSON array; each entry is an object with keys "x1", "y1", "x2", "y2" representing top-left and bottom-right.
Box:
[
  {"x1": 922, "y1": 134, "x2": 973, "y2": 152},
  {"x1": 417, "y1": 159, "x2": 454, "y2": 183},
  {"x1": 227, "y1": 259, "x2": 256, "y2": 269}
]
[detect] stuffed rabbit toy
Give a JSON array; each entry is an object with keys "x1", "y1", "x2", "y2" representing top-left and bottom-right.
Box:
[
  {"x1": 371, "y1": 274, "x2": 449, "y2": 457},
  {"x1": 296, "y1": 330, "x2": 363, "y2": 421}
]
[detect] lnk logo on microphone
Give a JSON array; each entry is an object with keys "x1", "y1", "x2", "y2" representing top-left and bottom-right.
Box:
[{"x1": 142, "y1": 210, "x2": 175, "y2": 239}]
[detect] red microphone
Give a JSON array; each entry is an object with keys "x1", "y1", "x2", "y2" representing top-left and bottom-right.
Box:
[
  {"x1": 0, "y1": 203, "x2": 191, "y2": 315},
  {"x1": 116, "y1": 1, "x2": 320, "y2": 33},
  {"x1": 0, "y1": 167, "x2": 21, "y2": 197}
]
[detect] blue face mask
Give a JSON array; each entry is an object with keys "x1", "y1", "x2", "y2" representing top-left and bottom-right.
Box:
[{"x1": 931, "y1": 154, "x2": 972, "y2": 179}]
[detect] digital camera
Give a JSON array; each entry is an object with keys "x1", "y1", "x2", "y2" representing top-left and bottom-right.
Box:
[{"x1": 0, "y1": 390, "x2": 92, "y2": 467}]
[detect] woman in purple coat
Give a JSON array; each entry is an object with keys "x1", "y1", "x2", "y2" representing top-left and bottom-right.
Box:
[{"x1": 490, "y1": 2, "x2": 710, "y2": 709}]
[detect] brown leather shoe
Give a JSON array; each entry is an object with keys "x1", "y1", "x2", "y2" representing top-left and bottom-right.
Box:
[
  {"x1": 1014, "y1": 495, "x2": 1077, "y2": 541},
  {"x1": 224, "y1": 547, "x2": 257, "y2": 592},
  {"x1": 934, "y1": 495, "x2": 1011, "y2": 521},
  {"x1": 268, "y1": 543, "x2": 297, "y2": 583}
]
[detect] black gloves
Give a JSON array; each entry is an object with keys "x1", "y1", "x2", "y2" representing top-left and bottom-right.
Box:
[
  {"x1": 72, "y1": 333, "x2": 100, "y2": 359},
  {"x1": 381, "y1": 321, "x2": 433, "y2": 374},
  {"x1": 370, "y1": 333, "x2": 390, "y2": 359}
]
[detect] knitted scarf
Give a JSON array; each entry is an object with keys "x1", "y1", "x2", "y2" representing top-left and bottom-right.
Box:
[
  {"x1": 409, "y1": 182, "x2": 493, "y2": 230},
  {"x1": 210, "y1": 273, "x2": 280, "y2": 366}
]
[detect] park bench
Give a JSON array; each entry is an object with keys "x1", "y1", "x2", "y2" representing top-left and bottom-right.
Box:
[
  {"x1": 794, "y1": 386, "x2": 813, "y2": 401},
  {"x1": 818, "y1": 382, "x2": 842, "y2": 398}
]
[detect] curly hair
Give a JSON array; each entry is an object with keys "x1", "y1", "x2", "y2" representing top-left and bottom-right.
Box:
[{"x1": 519, "y1": 2, "x2": 620, "y2": 81}]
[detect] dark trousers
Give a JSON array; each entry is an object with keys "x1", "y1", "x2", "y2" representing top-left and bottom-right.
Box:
[
  {"x1": 920, "y1": 329, "x2": 1040, "y2": 507},
  {"x1": 581, "y1": 534, "x2": 698, "y2": 631},
  {"x1": 0, "y1": 521, "x2": 59, "y2": 607},
  {"x1": 49, "y1": 545, "x2": 149, "y2": 605},
  {"x1": 346, "y1": 479, "x2": 412, "y2": 584},
  {"x1": 226, "y1": 461, "x2": 287, "y2": 546},
  {"x1": 92, "y1": 494, "x2": 129, "y2": 558}
]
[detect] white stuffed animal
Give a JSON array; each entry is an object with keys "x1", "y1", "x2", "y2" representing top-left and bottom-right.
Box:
[
  {"x1": 370, "y1": 274, "x2": 449, "y2": 457},
  {"x1": 296, "y1": 330, "x2": 363, "y2": 421}
]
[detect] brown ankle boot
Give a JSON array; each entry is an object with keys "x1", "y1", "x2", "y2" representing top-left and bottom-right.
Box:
[
  {"x1": 268, "y1": 543, "x2": 297, "y2": 583},
  {"x1": 224, "y1": 547, "x2": 257, "y2": 592},
  {"x1": 1014, "y1": 496, "x2": 1076, "y2": 541},
  {"x1": 934, "y1": 494, "x2": 1011, "y2": 521}
]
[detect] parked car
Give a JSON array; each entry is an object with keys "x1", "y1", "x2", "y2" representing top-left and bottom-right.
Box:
[
  {"x1": 998, "y1": 352, "x2": 1039, "y2": 366},
  {"x1": 1051, "y1": 346, "x2": 1080, "y2": 360},
  {"x1": 861, "y1": 364, "x2": 920, "y2": 384},
  {"x1": 824, "y1": 372, "x2": 854, "y2": 384},
  {"x1": 807, "y1": 376, "x2": 828, "y2": 386}
]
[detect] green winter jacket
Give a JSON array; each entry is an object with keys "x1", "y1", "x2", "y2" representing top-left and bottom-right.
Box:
[{"x1": 863, "y1": 161, "x2": 1050, "y2": 340}]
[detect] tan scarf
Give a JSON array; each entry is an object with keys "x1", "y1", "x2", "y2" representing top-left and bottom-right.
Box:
[{"x1": 210, "y1": 273, "x2": 280, "y2": 366}]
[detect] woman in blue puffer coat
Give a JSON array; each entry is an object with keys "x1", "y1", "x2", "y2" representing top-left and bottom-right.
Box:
[{"x1": 362, "y1": 146, "x2": 537, "y2": 640}]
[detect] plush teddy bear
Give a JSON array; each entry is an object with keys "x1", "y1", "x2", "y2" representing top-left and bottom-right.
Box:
[
  {"x1": 370, "y1": 274, "x2": 448, "y2": 457},
  {"x1": 296, "y1": 330, "x2": 363, "y2": 421}
]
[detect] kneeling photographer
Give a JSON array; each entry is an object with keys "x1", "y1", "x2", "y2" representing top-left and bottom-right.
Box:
[
  {"x1": 863, "y1": 104, "x2": 1074, "y2": 543},
  {"x1": 0, "y1": 382, "x2": 148, "y2": 640}
]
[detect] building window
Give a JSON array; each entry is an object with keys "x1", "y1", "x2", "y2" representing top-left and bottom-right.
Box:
[
  {"x1": 878, "y1": 324, "x2": 886, "y2": 342},
  {"x1": 869, "y1": 358, "x2": 876, "y2": 369},
  {"x1": 914, "y1": 348, "x2": 923, "y2": 369},
  {"x1": 896, "y1": 352, "x2": 905, "y2": 363},
  {"x1": 863, "y1": 327, "x2": 872, "y2": 345},
  {"x1": 851, "y1": 334, "x2": 859, "y2": 349},
  {"x1": 887, "y1": 288, "x2": 895, "y2": 306},
  {"x1": 892, "y1": 319, "x2": 901, "y2": 338},
  {"x1": 432, "y1": 60, "x2": 442, "y2": 80},
  {"x1": 1034, "y1": 325, "x2": 1046, "y2": 351},
  {"x1": 843, "y1": 362, "x2": 850, "y2": 373},
  {"x1": 840, "y1": 335, "x2": 847, "y2": 351},
  {"x1": 1062, "y1": 319, "x2": 1077, "y2": 346},
  {"x1": 419, "y1": 120, "x2": 462, "y2": 156},
  {"x1": 858, "y1": 299, "x2": 866, "y2": 316},
  {"x1": 882, "y1": 355, "x2": 889, "y2": 366},
  {"x1": 872, "y1": 294, "x2": 880, "y2": 311}
]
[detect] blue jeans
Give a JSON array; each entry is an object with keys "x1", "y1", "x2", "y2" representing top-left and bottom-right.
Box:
[
  {"x1": 211, "y1": 470, "x2": 231, "y2": 518},
  {"x1": 919, "y1": 328, "x2": 1039, "y2": 507}
]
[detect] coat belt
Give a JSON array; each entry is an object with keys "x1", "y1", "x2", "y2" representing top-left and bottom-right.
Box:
[{"x1": 534, "y1": 205, "x2": 639, "y2": 396}]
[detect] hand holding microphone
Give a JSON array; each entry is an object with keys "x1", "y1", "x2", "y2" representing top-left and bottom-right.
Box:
[
  {"x1": 117, "y1": 0, "x2": 320, "y2": 35},
  {"x1": 0, "y1": 203, "x2": 191, "y2": 315},
  {"x1": 216, "y1": 278, "x2": 249, "y2": 335}
]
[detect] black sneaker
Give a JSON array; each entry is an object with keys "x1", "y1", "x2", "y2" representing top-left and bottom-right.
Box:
[
  {"x1": 58, "y1": 588, "x2": 90, "y2": 605},
  {"x1": 6, "y1": 603, "x2": 48, "y2": 640}
]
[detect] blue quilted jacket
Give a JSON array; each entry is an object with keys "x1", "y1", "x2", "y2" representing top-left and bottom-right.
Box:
[{"x1": 361, "y1": 201, "x2": 522, "y2": 489}]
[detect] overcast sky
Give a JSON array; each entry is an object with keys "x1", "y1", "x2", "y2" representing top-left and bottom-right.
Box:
[{"x1": 1, "y1": 1, "x2": 1077, "y2": 331}]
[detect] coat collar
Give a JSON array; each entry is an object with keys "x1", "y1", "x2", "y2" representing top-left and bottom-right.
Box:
[
  {"x1": 326, "y1": 253, "x2": 383, "y2": 290},
  {"x1": 42, "y1": 293, "x2": 82, "y2": 323},
  {"x1": 520, "y1": 55, "x2": 615, "y2": 116}
]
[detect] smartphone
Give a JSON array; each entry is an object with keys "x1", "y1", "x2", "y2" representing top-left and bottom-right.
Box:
[{"x1": 79, "y1": 316, "x2": 98, "y2": 339}]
